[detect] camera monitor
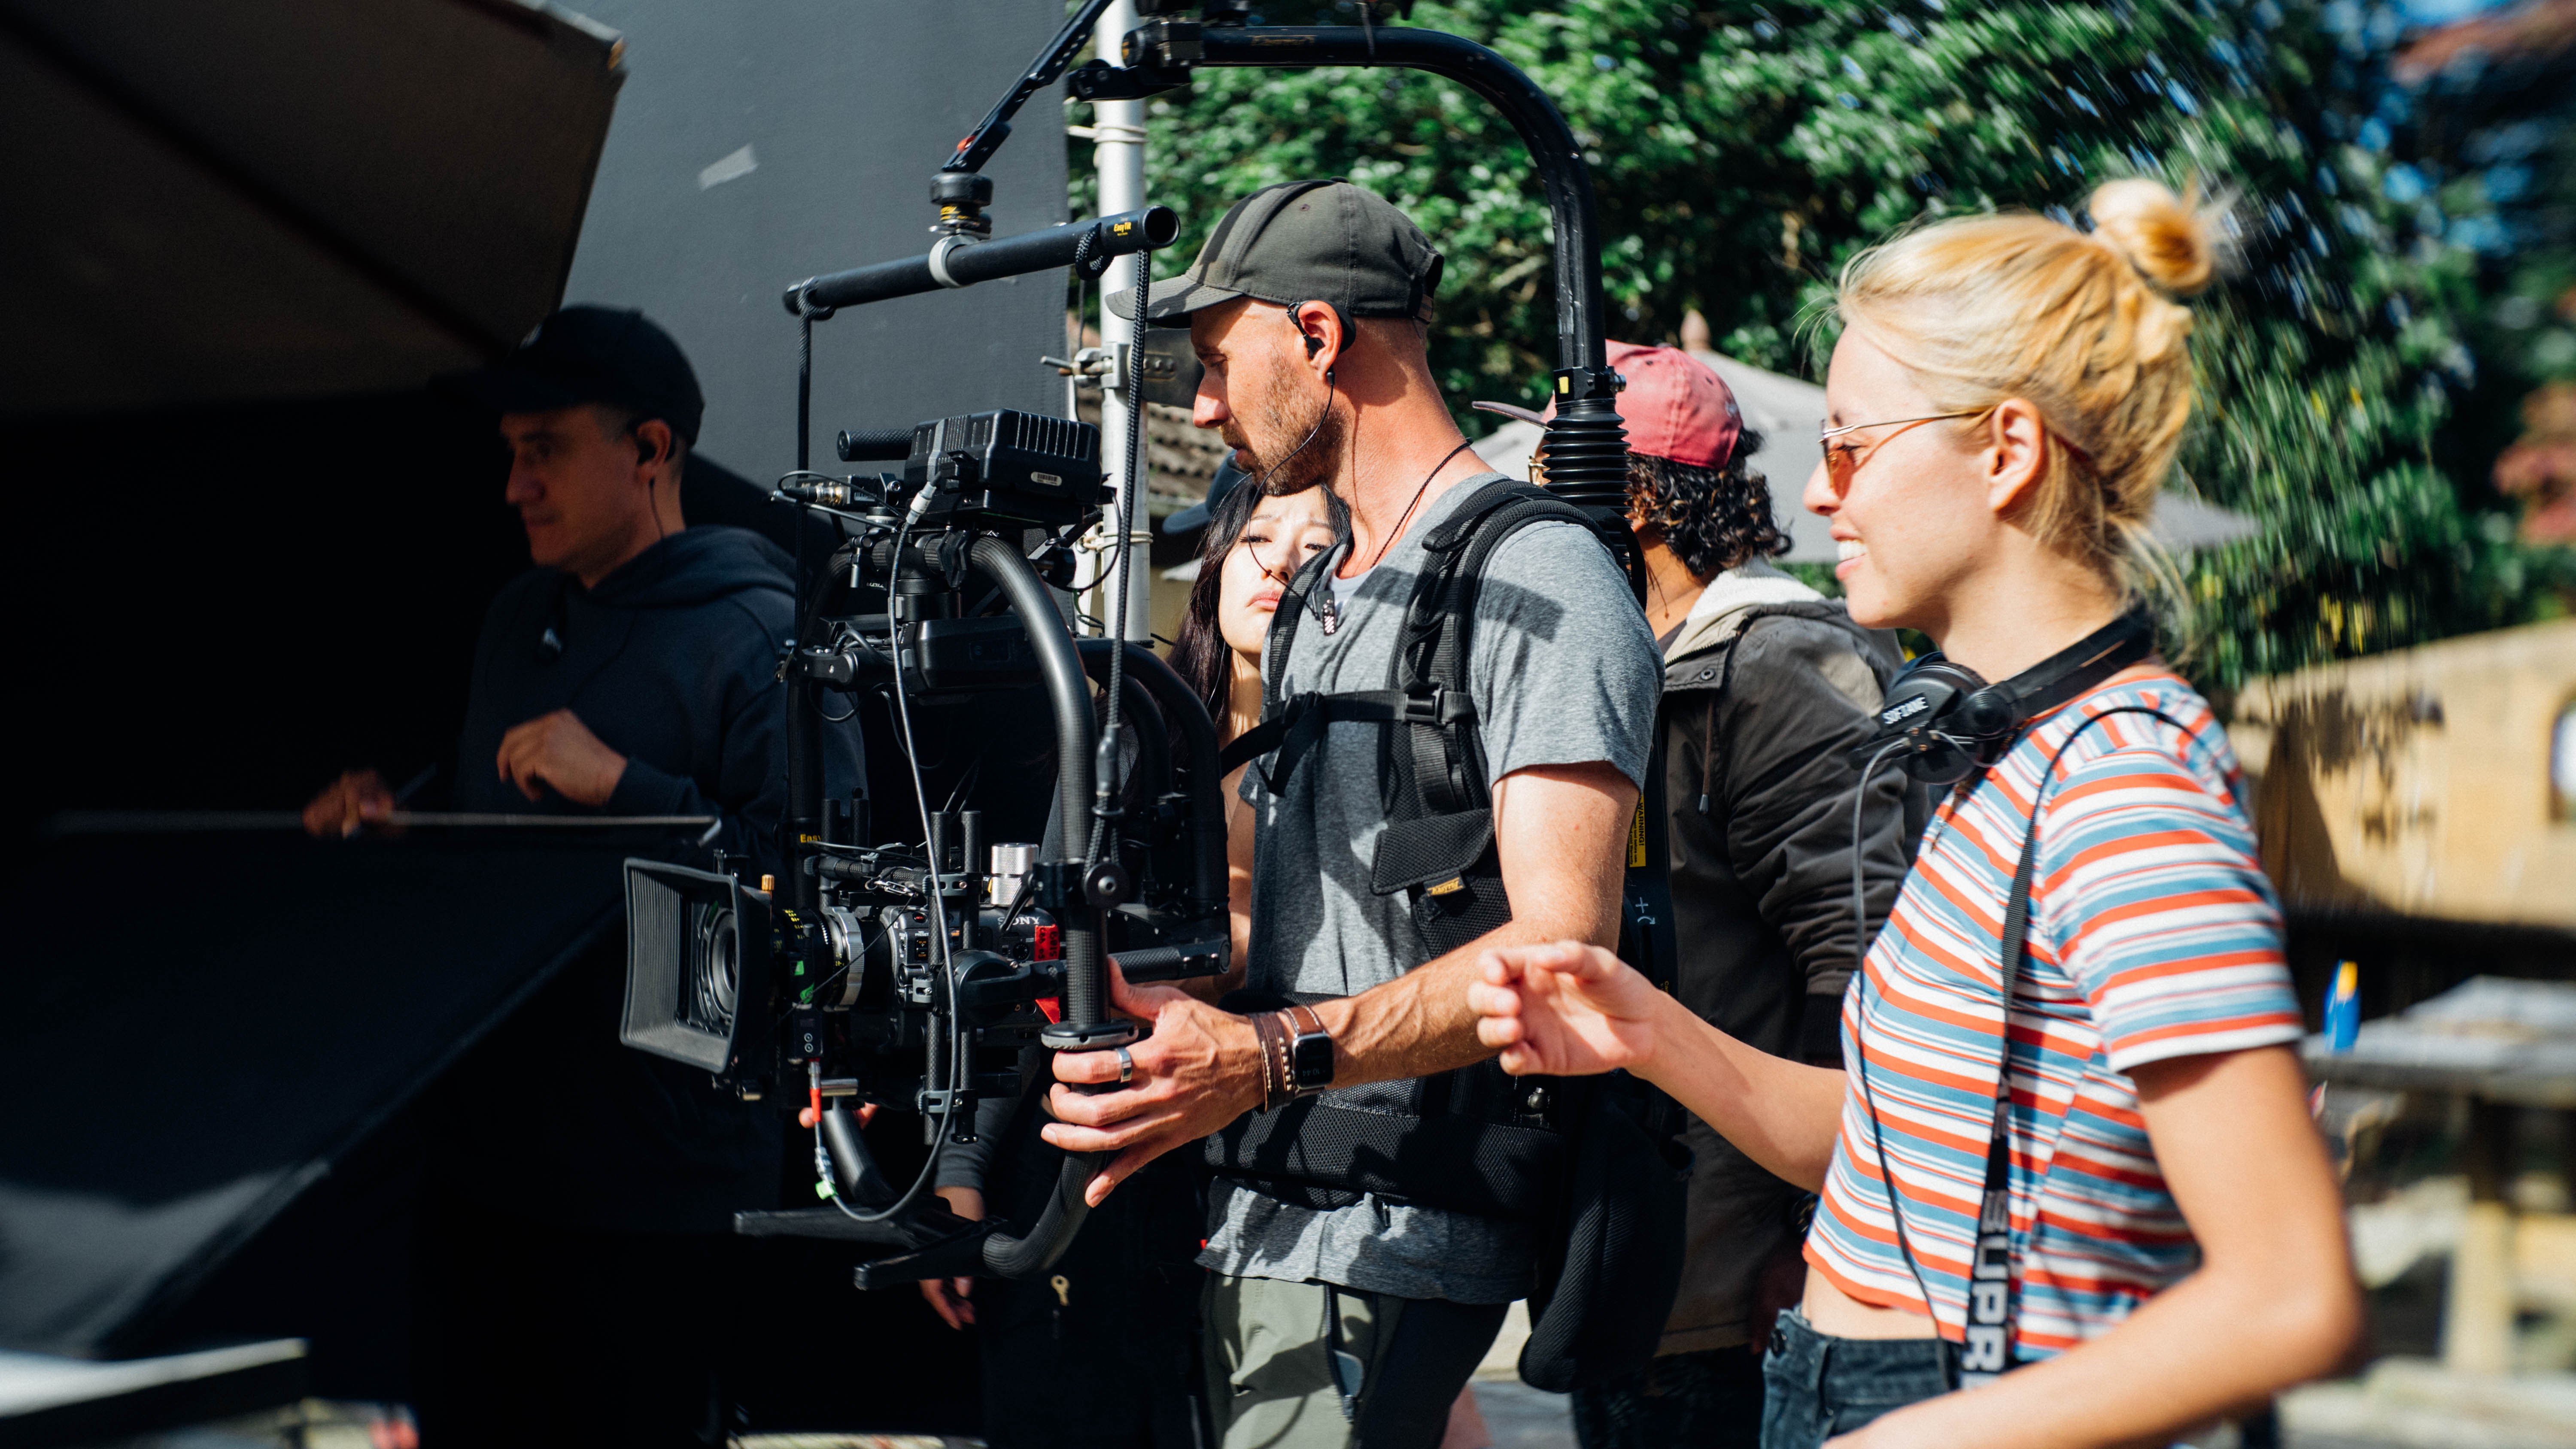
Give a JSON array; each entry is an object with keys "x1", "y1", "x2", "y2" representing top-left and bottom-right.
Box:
[
  {"x1": 623, "y1": 860, "x2": 771, "y2": 1075},
  {"x1": 905, "y1": 409, "x2": 1103, "y2": 527}
]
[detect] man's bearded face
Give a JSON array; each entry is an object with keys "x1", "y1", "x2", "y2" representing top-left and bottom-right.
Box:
[{"x1": 1223, "y1": 355, "x2": 1343, "y2": 497}]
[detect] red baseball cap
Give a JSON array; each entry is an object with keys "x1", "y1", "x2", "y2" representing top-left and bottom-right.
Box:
[{"x1": 1541, "y1": 340, "x2": 1741, "y2": 468}]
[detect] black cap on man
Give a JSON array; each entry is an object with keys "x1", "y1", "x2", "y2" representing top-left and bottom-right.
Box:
[
  {"x1": 456, "y1": 304, "x2": 706, "y2": 446},
  {"x1": 1111, "y1": 178, "x2": 1443, "y2": 335}
]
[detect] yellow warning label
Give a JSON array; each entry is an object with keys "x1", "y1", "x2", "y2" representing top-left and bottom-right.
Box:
[{"x1": 1628, "y1": 801, "x2": 1649, "y2": 868}]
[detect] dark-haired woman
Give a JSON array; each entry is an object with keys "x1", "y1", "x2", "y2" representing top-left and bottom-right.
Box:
[
  {"x1": 1569, "y1": 343, "x2": 1920, "y2": 1449},
  {"x1": 1163, "y1": 467, "x2": 1343, "y2": 986}
]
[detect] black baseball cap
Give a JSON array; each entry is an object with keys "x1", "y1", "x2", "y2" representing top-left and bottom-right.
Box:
[
  {"x1": 452, "y1": 305, "x2": 706, "y2": 445},
  {"x1": 1109, "y1": 179, "x2": 1443, "y2": 330}
]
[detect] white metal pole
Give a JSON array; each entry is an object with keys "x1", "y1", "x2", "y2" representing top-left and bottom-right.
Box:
[{"x1": 1091, "y1": 0, "x2": 1151, "y2": 645}]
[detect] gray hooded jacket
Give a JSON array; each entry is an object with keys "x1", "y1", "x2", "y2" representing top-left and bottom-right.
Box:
[{"x1": 1652, "y1": 561, "x2": 1920, "y2": 1355}]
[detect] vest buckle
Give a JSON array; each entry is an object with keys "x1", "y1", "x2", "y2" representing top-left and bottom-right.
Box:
[{"x1": 1400, "y1": 688, "x2": 1475, "y2": 728}]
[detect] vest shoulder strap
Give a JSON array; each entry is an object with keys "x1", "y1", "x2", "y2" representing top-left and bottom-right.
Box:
[
  {"x1": 1236, "y1": 479, "x2": 1605, "y2": 801},
  {"x1": 1393, "y1": 479, "x2": 1603, "y2": 815}
]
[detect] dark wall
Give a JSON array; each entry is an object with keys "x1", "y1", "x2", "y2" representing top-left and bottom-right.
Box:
[
  {"x1": 3, "y1": 389, "x2": 521, "y2": 859},
  {"x1": 562, "y1": 0, "x2": 1071, "y2": 482}
]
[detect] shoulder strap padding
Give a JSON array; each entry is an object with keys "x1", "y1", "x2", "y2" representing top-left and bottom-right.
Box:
[{"x1": 1395, "y1": 479, "x2": 1604, "y2": 816}]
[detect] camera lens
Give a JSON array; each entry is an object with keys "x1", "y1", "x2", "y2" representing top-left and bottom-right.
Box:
[{"x1": 686, "y1": 903, "x2": 739, "y2": 1034}]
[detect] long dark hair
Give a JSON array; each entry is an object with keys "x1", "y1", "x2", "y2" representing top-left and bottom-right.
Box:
[
  {"x1": 1627, "y1": 427, "x2": 1783, "y2": 579},
  {"x1": 1167, "y1": 482, "x2": 1349, "y2": 742}
]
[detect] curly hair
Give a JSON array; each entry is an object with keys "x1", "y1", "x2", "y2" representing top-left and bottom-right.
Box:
[{"x1": 1626, "y1": 427, "x2": 1784, "y2": 581}]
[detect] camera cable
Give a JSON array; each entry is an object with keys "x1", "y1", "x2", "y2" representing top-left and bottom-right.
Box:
[
  {"x1": 1841, "y1": 740, "x2": 1944, "y2": 1322},
  {"x1": 820, "y1": 500, "x2": 969, "y2": 1226}
]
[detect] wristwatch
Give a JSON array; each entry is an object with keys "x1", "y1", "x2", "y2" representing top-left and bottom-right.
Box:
[
  {"x1": 1254, "y1": 1004, "x2": 1336, "y2": 1110},
  {"x1": 1281, "y1": 1004, "x2": 1334, "y2": 1094}
]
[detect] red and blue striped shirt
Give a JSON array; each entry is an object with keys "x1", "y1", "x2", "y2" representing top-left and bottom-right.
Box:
[{"x1": 1804, "y1": 674, "x2": 2303, "y2": 1355}]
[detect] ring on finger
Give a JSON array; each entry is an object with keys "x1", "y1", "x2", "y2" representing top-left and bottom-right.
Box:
[{"x1": 1115, "y1": 1045, "x2": 1136, "y2": 1085}]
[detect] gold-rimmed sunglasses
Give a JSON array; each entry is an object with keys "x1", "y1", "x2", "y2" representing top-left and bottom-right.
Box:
[{"x1": 1817, "y1": 409, "x2": 1991, "y2": 489}]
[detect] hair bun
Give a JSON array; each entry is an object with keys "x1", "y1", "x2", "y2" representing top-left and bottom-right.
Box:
[{"x1": 2087, "y1": 179, "x2": 2217, "y2": 297}]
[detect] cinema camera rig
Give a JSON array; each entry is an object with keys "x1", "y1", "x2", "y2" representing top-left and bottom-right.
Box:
[{"x1": 617, "y1": 0, "x2": 1656, "y2": 1292}]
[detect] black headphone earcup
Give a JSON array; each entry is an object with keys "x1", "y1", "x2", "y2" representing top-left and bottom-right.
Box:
[
  {"x1": 1858, "y1": 653, "x2": 1996, "y2": 785},
  {"x1": 1949, "y1": 689, "x2": 2022, "y2": 768}
]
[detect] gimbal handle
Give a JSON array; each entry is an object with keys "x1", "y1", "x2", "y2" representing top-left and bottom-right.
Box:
[{"x1": 785, "y1": 207, "x2": 1179, "y2": 316}]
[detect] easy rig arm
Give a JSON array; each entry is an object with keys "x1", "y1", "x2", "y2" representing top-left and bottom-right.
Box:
[{"x1": 1117, "y1": 20, "x2": 1632, "y2": 527}]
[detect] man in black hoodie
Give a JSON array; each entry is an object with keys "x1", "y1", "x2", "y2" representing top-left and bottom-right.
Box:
[
  {"x1": 307, "y1": 306, "x2": 821, "y2": 864},
  {"x1": 308, "y1": 307, "x2": 860, "y2": 1445}
]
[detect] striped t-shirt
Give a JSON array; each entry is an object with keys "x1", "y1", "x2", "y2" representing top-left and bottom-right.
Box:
[{"x1": 1803, "y1": 674, "x2": 2303, "y2": 1355}]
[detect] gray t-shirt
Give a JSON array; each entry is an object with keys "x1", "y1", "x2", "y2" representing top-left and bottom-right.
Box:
[{"x1": 1202, "y1": 473, "x2": 1661, "y2": 1303}]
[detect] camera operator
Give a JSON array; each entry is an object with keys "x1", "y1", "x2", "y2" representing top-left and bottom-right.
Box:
[
  {"x1": 306, "y1": 306, "x2": 863, "y2": 1446},
  {"x1": 1558, "y1": 344, "x2": 1917, "y2": 1449},
  {"x1": 1043, "y1": 180, "x2": 1661, "y2": 1449}
]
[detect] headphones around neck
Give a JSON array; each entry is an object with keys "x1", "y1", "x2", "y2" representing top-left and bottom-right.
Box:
[{"x1": 1850, "y1": 609, "x2": 2157, "y2": 785}]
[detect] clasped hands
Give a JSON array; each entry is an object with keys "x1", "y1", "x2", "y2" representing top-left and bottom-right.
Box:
[{"x1": 303, "y1": 709, "x2": 627, "y2": 837}]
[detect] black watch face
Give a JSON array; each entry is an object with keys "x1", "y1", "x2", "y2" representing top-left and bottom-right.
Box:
[{"x1": 1289, "y1": 1032, "x2": 1334, "y2": 1090}]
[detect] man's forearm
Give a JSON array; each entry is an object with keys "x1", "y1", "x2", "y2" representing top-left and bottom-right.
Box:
[
  {"x1": 1300, "y1": 762, "x2": 1635, "y2": 1089},
  {"x1": 1310, "y1": 915, "x2": 1611, "y2": 1088},
  {"x1": 1040, "y1": 765, "x2": 1633, "y2": 1206}
]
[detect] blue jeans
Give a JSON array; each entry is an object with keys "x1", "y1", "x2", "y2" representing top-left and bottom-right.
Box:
[
  {"x1": 1570, "y1": 1345, "x2": 1767, "y2": 1449},
  {"x1": 1758, "y1": 1310, "x2": 1955, "y2": 1449}
]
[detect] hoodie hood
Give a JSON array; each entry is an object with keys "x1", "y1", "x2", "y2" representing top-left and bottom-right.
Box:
[
  {"x1": 1663, "y1": 560, "x2": 1824, "y2": 663},
  {"x1": 586, "y1": 525, "x2": 796, "y2": 609}
]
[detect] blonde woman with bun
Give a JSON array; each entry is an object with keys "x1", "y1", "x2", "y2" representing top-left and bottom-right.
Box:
[{"x1": 1466, "y1": 179, "x2": 2361, "y2": 1449}]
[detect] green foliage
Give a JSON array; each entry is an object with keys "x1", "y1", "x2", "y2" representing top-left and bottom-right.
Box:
[{"x1": 1082, "y1": 0, "x2": 2561, "y2": 687}]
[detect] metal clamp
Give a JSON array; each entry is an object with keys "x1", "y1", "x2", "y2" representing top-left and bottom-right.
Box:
[{"x1": 927, "y1": 234, "x2": 979, "y2": 289}]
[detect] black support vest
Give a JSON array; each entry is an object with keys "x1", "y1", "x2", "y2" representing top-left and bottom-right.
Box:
[
  {"x1": 1205, "y1": 479, "x2": 1605, "y2": 1219},
  {"x1": 1206, "y1": 476, "x2": 1692, "y2": 1390}
]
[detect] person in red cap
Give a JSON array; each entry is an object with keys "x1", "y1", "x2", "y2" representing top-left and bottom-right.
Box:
[{"x1": 1558, "y1": 343, "x2": 1920, "y2": 1449}]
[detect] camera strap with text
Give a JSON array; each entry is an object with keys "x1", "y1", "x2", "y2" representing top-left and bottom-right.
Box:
[{"x1": 1894, "y1": 701, "x2": 2202, "y2": 1388}]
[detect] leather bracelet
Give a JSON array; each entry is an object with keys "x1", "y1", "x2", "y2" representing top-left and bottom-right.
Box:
[
  {"x1": 1267, "y1": 1012, "x2": 1296, "y2": 1111},
  {"x1": 1274, "y1": 1011, "x2": 1300, "y2": 1106},
  {"x1": 1250, "y1": 1011, "x2": 1283, "y2": 1111}
]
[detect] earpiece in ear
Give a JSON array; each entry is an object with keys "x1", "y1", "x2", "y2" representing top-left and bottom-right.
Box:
[{"x1": 1289, "y1": 302, "x2": 1327, "y2": 358}]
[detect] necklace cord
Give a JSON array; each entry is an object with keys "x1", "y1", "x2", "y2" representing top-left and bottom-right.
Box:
[{"x1": 1355, "y1": 437, "x2": 1476, "y2": 575}]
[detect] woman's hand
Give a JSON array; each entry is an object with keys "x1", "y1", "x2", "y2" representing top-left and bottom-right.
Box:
[
  {"x1": 918, "y1": 1185, "x2": 984, "y2": 1330},
  {"x1": 1467, "y1": 940, "x2": 1671, "y2": 1079}
]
